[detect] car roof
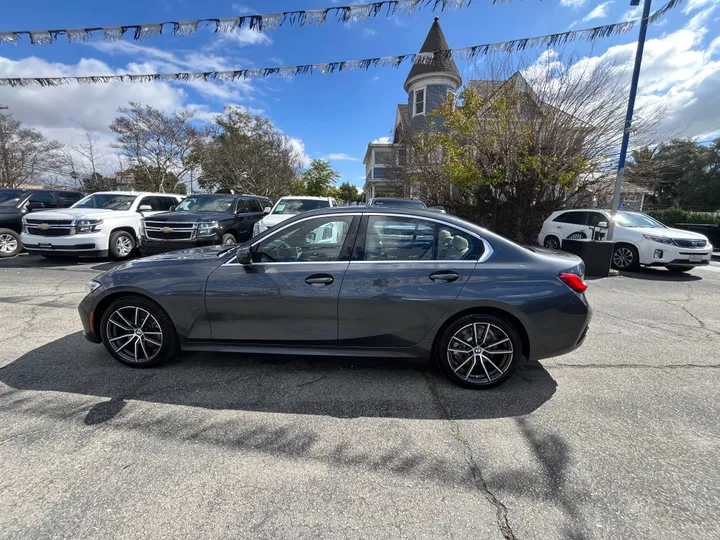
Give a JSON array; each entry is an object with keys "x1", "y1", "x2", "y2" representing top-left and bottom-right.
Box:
[
  {"x1": 278, "y1": 196, "x2": 333, "y2": 201},
  {"x1": 89, "y1": 191, "x2": 180, "y2": 197},
  {"x1": 370, "y1": 197, "x2": 420, "y2": 202}
]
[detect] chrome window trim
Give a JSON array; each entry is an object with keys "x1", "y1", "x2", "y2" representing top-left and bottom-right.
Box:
[{"x1": 222, "y1": 211, "x2": 494, "y2": 266}]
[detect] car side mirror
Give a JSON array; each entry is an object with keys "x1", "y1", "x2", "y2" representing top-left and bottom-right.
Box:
[
  {"x1": 236, "y1": 245, "x2": 252, "y2": 265},
  {"x1": 263, "y1": 207, "x2": 271, "y2": 214},
  {"x1": 597, "y1": 221, "x2": 608, "y2": 228},
  {"x1": 138, "y1": 205, "x2": 153, "y2": 212},
  {"x1": 169, "y1": 205, "x2": 176, "y2": 212}
]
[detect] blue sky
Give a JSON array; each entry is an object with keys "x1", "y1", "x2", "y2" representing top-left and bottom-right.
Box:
[{"x1": 1, "y1": 0, "x2": 718, "y2": 190}]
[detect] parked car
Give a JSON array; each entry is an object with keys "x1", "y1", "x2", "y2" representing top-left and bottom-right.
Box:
[
  {"x1": 367, "y1": 197, "x2": 427, "y2": 209},
  {"x1": 139, "y1": 194, "x2": 270, "y2": 256},
  {"x1": 22, "y1": 191, "x2": 183, "y2": 260},
  {"x1": 253, "y1": 196, "x2": 338, "y2": 236},
  {"x1": 538, "y1": 209, "x2": 714, "y2": 272},
  {"x1": 0, "y1": 188, "x2": 84, "y2": 258},
  {"x1": 78, "y1": 206, "x2": 591, "y2": 389}
]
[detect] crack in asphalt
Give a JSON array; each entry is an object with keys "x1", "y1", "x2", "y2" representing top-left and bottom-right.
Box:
[{"x1": 424, "y1": 374, "x2": 516, "y2": 540}]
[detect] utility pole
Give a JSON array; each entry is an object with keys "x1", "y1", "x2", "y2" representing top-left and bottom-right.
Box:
[{"x1": 607, "y1": 0, "x2": 652, "y2": 241}]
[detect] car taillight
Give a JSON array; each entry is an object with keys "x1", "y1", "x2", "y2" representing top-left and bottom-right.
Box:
[{"x1": 559, "y1": 273, "x2": 587, "y2": 293}]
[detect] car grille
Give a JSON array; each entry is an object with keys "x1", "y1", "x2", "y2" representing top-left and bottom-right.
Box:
[
  {"x1": 143, "y1": 221, "x2": 196, "y2": 241},
  {"x1": 25, "y1": 219, "x2": 75, "y2": 237},
  {"x1": 673, "y1": 239, "x2": 707, "y2": 248}
]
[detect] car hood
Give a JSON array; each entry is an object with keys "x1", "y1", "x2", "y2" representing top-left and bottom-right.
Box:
[
  {"x1": 25, "y1": 208, "x2": 131, "y2": 221},
  {"x1": 261, "y1": 213, "x2": 294, "y2": 228},
  {"x1": 146, "y1": 211, "x2": 234, "y2": 222},
  {"x1": 0, "y1": 207, "x2": 22, "y2": 217},
  {"x1": 629, "y1": 226, "x2": 709, "y2": 240}
]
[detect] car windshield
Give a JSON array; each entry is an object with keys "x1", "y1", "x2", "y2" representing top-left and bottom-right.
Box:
[
  {"x1": 272, "y1": 199, "x2": 330, "y2": 215},
  {"x1": 73, "y1": 194, "x2": 137, "y2": 211},
  {"x1": 615, "y1": 212, "x2": 665, "y2": 228},
  {"x1": 175, "y1": 196, "x2": 235, "y2": 213},
  {"x1": 0, "y1": 190, "x2": 27, "y2": 207},
  {"x1": 371, "y1": 199, "x2": 427, "y2": 209}
]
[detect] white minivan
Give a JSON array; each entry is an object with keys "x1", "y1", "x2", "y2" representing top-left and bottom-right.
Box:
[{"x1": 538, "y1": 209, "x2": 713, "y2": 272}]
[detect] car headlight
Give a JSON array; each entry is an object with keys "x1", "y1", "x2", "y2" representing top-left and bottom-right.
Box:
[
  {"x1": 197, "y1": 221, "x2": 219, "y2": 237},
  {"x1": 643, "y1": 234, "x2": 673, "y2": 245},
  {"x1": 76, "y1": 219, "x2": 103, "y2": 234},
  {"x1": 85, "y1": 280, "x2": 102, "y2": 295}
]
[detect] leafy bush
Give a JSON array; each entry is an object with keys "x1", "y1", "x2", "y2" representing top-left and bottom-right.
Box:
[{"x1": 648, "y1": 208, "x2": 720, "y2": 226}]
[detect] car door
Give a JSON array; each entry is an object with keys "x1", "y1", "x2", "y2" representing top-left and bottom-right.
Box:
[
  {"x1": 26, "y1": 191, "x2": 58, "y2": 212},
  {"x1": 586, "y1": 211, "x2": 609, "y2": 240},
  {"x1": 337, "y1": 214, "x2": 483, "y2": 347},
  {"x1": 205, "y1": 213, "x2": 359, "y2": 342},
  {"x1": 554, "y1": 211, "x2": 588, "y2": 240},
  {"x1": 235, "y1": 197, "x2": 263, "y2": 241}
]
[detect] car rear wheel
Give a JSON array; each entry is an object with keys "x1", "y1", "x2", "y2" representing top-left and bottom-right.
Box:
[
  {"x1": 436, "y1": 314, "x2": 522, "y2": 389},
  {"x1": 109, "y1": 231, "x2": 135, "y2": 260},
  {"x1": 100, "y1": 295, "x2": 178, "y2": 368},
  {"x1": 543, "y1": 235, "x2": 560, "y2": 249},
  {"x1": 612, "y1": 244, "x2": 639, "y2": 271},
  {"x1": 0, "y1": 229, "x2": 22, "y2": 258}
]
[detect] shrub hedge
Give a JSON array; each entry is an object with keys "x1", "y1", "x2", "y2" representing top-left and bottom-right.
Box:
[{"x1": 647, "y1": 208, "x2": 720, "y2": 226}]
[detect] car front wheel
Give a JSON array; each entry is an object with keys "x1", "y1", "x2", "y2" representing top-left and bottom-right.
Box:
[
  {"x1": 612, "y1": 244, "x2": 639, "y2": 271},
  {"x1": 109, "y1": 231, "x2": 136, "y2": 260},
  {"x1": 0, "y1": 229, "x2": 22, "y2": 258},
  {"x1": 100, "y1": 295, "x2": 178, "y2": 367},
  {"x1": 221, "y1": 233, "x2": 237, "y2": 245},
  {"x1": 543, "y1": 235, "x2": 560, "y2": 249},
  {"x1": 436, "y1": 314, "x2": 522, "y2": 389}
]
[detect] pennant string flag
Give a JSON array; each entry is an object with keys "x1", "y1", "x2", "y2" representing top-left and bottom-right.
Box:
[
  {"x1": 0, "y1": 0, "x2": 684, "y2": 87},
  {"x1": 0, "y1": 0, "x2": 490, "y2": 46}
]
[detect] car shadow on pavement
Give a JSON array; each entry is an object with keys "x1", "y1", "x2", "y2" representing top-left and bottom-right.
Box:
[
  {"x1": 0, "y1": 332, "x2": 557, "y2": 422},
  {"x1": 0, "y1": 254, "x2": 123, "y2": 272},
  {"x1": 619, "y1": 266, "x2": 703, "y2": 281}
]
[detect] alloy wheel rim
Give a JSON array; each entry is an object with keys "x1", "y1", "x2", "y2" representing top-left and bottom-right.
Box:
[
  {"x1": 116, "y1": 236, "x2": 133, "y2": 256},
  {"x1": 106, "y1": 306, "x2": 163, "y2": 363},
  {"x1": 0, "y1": 234, "x2": 18, "y2": 253},
  {"x1": 446, "y1": 322, "x2": 514, "y2": 384},
  {"x1": 545, "y1": 237, "x2": 559, "y2": 249},
  {"x1": 224, "y1": 236, "x2": 235, "y2": 245},
  {"x1": 613, "y1": 247, "x2": 633, "y2": 268}
]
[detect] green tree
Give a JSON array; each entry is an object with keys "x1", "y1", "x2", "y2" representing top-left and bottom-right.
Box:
[
  {"x1": 336, "y1": 181, "x2": 360, "y2": 203},
  {"x1": 192, "y1": 107, "x2": 302, "y2": 197},
  {"x1": 302, "y1": 159, "x2": 340, "y2": 197}
]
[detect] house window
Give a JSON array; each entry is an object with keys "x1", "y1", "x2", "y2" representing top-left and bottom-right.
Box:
[
  {"x1": 374, "y1": 150, "x2": 392, "y2": 165},
  {"x1": 413, "y1": 88, "x2": 425, "y2": 116}
]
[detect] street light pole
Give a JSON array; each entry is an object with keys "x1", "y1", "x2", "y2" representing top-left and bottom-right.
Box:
[{"x1": 607, "y1": 0, "x2": 653, "y2": 242}]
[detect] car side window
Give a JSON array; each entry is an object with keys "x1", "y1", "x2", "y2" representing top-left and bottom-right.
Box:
[
  {"x1": 154, "y1": 196, "x2": 176, "y2": 211},
  {"x1": 364, "y1": 216, "x2": 434, "y2": 261},
  {"x1": 137, "y1": 196, "x2": 158, "y2": 211},
  {"x1": 253, "y1": 216, "x2": 354, "y2": 263},
  {"x1": 586, "y1": 212, "x2": 606, "y2": 227},
  {"x1": 562, "y1": 212, "x2": 586, "y2": 225},
  {"x1": 55, "y1": 191, "x2": 83, "y2": 208},
  {"x1": 29, "y1": 192, "x2": 57, "y2": 208},
  {"x1": 436, "y1": 225, "x2": 483, "y2": 261},
  {"x1": 236, "y1": 198, "x2": 249, "y2": 213},
  {"x1": 247, "y1": 198, "x2": 262, "y2": 213}
]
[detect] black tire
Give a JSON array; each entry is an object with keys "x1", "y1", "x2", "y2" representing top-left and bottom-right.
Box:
[
  {"x1": 221, "y1": 232, "x2": 237, "y2": 246},
  {"x1": 611, "y1": 243, "x2": 639, "y2": 271},
  {"x1": 99, "y1": 295, "x2": 178, "y2": 368},
  {"x1": 109, "y1": 230, "x2": 136, "y2": 260},
  {"x1": 436, "y1": 313, "x2": 522, "y2": 389},
  {"x1": 0, "y1": 228, "x2": 22, "y2": 258},
  {"x1": 666, "y1": 265, "x2": 691, "y2": 273},
  {"x1": 543, "y1": 235, "x2": 560, "y2": 249}
]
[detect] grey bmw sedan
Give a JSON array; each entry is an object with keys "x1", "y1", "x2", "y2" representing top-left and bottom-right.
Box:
[{"x1": 78, "y1": 207, "x2": 591, "y2": 389}]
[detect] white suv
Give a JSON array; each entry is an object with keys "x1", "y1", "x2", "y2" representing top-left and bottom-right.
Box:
[
  {"x1": 538, "y1": 209, "x2": 713, "y2": 272},
  {"x1": 22, "y1": 191, "x2": 183, "y2": 259},
  {"x1": 253, "y1": 196, "x2": 338, "y2": 236}
]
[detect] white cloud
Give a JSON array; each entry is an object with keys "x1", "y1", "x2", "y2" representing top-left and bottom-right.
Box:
[
  {"x1": 321, "y1": 153, "x2": 360, "y2": 161},
  {"x1": 289, "y1": 138, "x2": 312, "y2": 167},
  {"x1": 372, "y1": 136, "x2": 391, "y2": 144},
  {"x1": 232, "y1": 3, "x2": 255, "y2": 14},
  {"x1": 222, "y1": 27, "x2": 273, "y2": 46},
  {"x1": 560, "y1": 0, "x2": 588, "y2": 9},
  {"x1": 362, "y1": 28, "x2": 378, "y2": 37},
  {"x1": 622, "y1": 6, "x2": 641, "y2": 20},
  {"x1": 582, "y1": 1, "x2": 613, "y2": 22}
]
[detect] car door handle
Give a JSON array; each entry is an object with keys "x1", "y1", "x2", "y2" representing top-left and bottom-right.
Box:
[
  {"x1": 429, "y1": 271, "x2": 460, "y2": 283},
  {"x1": 305, "y1": 274, "x2": 334, "y2": 286}
]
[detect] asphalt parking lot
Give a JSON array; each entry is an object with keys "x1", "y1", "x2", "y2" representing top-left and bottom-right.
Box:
[{"x1": 1, "y1": 255, "x2": 719, "y2": 540}]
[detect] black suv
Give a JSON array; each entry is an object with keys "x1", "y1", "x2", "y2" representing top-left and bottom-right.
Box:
[
  {"x1": 0, "y1": 188, "x2": 84, "y2": 258},
  {"x1": 139, "y1": 194, "x2": 271, "y2": 256}
]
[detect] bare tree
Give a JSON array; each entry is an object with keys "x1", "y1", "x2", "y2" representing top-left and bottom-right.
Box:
[
  {"x1": 110, "y1": 103, "x2": 201, "y2": 193},
  {"x1": 0, "y1": 112, "x2": 65, "y2": 188},
  {"x1": 391, "y1": 52, "x2": 668, "y2": 241},
  {"x1": 192, "y1": 107, "x2": 302, "y2": 197}
]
